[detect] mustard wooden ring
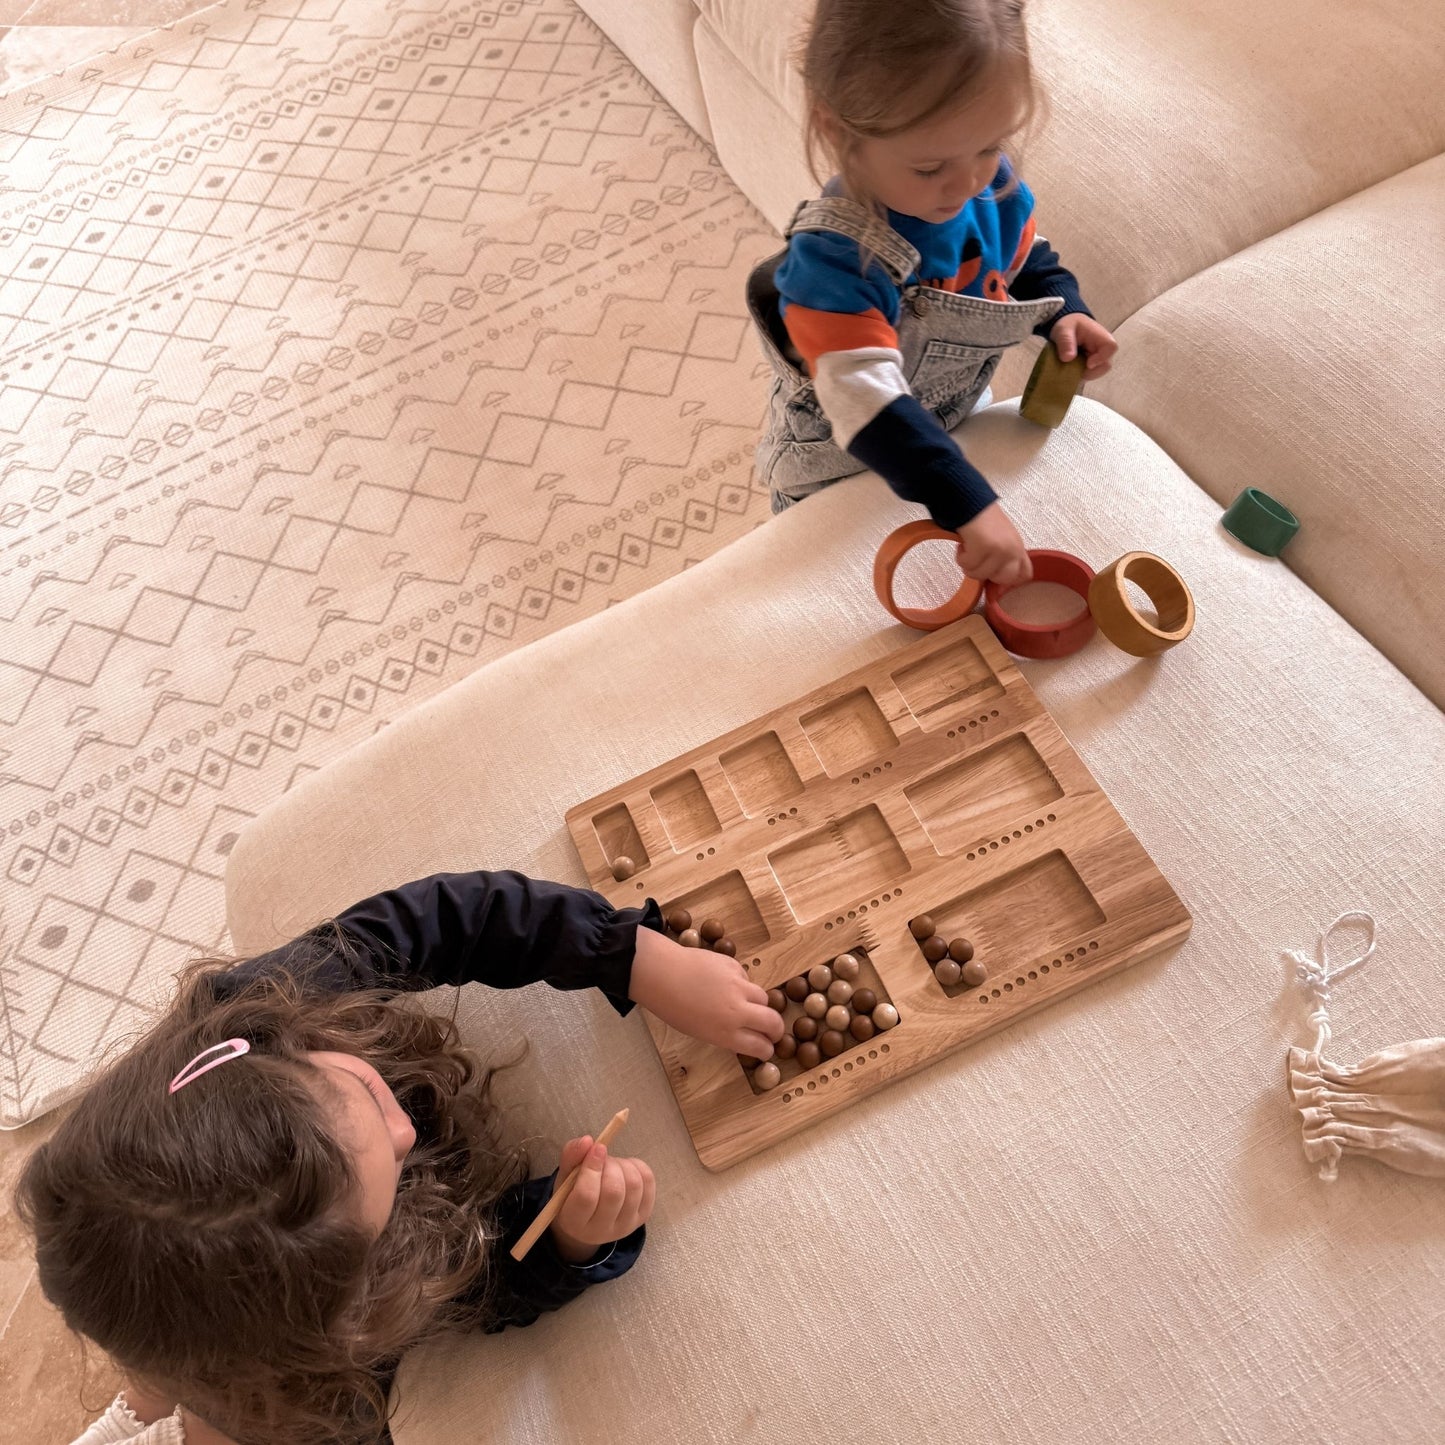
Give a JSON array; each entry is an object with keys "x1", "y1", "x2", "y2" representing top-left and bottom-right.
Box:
[
  {"x1": 1019, "y1": 347, "x2": 1087, "y2": 429},
  {"x1": 1087, "y1": 552, "x2": 1195, "y2": 656},
  {"x1": 873, "y1": 521, "x2": 985, "y2": 631}
]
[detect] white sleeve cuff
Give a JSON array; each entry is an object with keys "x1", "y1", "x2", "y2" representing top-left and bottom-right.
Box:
[{"x1": 813, "y1": 347, "x2": 909, "y2": 449}]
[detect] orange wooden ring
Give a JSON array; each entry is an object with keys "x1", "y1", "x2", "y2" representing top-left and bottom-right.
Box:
[
  {"x1": 873, "y1": 521, "x2": 985, "y2": 631},
  {"x1": 983, "y1": 549, "x2": 1097, "y2": 658}
]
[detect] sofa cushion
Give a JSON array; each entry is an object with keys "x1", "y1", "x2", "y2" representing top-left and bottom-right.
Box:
[
  {"x1": 227, "y1": 400, "x2": 1445, "y2": 1444},
  {"x1": 575, "y1": 0, "x2": 714, "y2": 141},
  {"x1": 693, "y1": 0, "x2": 1445, "y2": 325},
  {"x1": 1091, "y1": 152, "x2": 1445, "y2": 707}
]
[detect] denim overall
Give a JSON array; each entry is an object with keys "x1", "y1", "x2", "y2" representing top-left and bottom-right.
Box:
[{"x1": 746, "y1": 196, "x2": 1063, "y2": 512}]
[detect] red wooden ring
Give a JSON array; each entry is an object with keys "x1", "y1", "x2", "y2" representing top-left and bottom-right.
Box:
[
  {"x1": 983, "y1": 549, "x2": 1098, "y2": 658},
  {"x1": 873, "y1": 521, "x2": 985, "y2": 632}
]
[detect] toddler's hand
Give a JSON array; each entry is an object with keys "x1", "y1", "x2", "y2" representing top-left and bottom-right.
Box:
[
  {"x1": 1050, "y1": 314, "x2": 1118, "y2": 376},
  {"x1": 549, "y1": 1136, "x2": 656, "y2": 1262},
  {"x1": 955, "y1": 502, "x2": 1032, "y2": 585},
  {"x1": 629, "y1": 925, "x2": 785, "y2": 1059}
]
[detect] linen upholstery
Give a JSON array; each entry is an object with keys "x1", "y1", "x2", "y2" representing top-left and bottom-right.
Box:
[
  {"x1": 1091, "y1": 154, "x2": 1445, "y2": 707},
  {"x1": 228, "y1": 400, "x2": 1445, "y2": 1445},
  {"x1": 574, "y1": 0, "x2": 714, "y2": 140},
  {"x1": 691, "y1": 0, "x2": 1445, "y2": 327}
]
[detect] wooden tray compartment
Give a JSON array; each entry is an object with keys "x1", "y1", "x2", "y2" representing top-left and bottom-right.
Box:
[{"x1": 567, "y1": 617, "x2": 1190, "y2": 1168}]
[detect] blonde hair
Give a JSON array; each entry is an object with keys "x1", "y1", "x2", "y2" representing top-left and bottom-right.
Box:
[{"x1": 800, "y1": 0, "x2": 1040, "y2": 209}]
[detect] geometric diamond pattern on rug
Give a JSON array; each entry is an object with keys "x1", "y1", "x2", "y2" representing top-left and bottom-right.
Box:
[{"x1": 0, "y1": 0, "x2": 780, "y2": 1124}]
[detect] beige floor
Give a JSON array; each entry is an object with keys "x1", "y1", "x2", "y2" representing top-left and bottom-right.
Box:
[
  {"x1": 0, "y1": 23, "x2": 193, "y2": 1421},
  {"x1": 0, "y1": 0, "x2": 781, "y2": 1434},
  {"x1": 0, "y1": 7, "x2": 182, "y2": 1400}
]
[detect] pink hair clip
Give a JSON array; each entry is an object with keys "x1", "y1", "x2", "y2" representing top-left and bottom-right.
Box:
[{"x1": 168, "y1": 1038, "x2": 251, "y2": 1095}]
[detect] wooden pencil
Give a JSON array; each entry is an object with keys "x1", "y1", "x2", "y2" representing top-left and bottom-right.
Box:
[{"x1": 509, "y1": 1107, "x2": 631, "y2": 1261}]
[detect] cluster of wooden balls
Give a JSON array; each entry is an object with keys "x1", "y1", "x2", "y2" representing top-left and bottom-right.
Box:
[
  {"x1": 663, "y1": 907, "x2": 738, "y2": 958},
  {"x1": 744, "y1": 953, "x2": 899, "y2": 1092},
  {"x1": 909, "y1": 914, "x2": 987, "y2": 989}
]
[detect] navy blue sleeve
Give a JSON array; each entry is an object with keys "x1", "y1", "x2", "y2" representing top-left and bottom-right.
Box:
[
  {"x1": 216, "y1": 871, "x2": 664, "y2": 1018},
  {"x1": 848, "y1": 393, "x2": 999, "y2": 531},
  {"x1": 483, "y1": 1171, "x2": 646, "y2": 1331},
  {"x1": 1009, "y1": 238, "x2": 1093, "y2": 337}
]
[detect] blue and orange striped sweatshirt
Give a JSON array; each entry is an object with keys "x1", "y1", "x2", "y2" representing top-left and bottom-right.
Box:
[{"x1": 775, "y1": 160, "x2": 1090, "y2": 529}]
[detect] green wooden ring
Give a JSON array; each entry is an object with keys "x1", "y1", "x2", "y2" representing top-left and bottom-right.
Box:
[
  {"x1": 1221, "y1": 488, "x2": 1300, "y2": 556},
  {"x1": 1019, "y1": 347, "x2": 1087, "y2": 428}
]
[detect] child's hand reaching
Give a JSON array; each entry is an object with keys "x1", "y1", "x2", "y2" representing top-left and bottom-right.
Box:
[
  {"x1": 629, "y1": 925, "x2": 786, "y2": 1059},
  {"x1": 549, "y1": 1136, "x2": 656, "y2": 1262},
  {"x1": 1050, "y1": 314, "x2": 1118, "y2": 376},
  {"x1": 955, "y1": 501, "x2": 1032, "y2": 585}
]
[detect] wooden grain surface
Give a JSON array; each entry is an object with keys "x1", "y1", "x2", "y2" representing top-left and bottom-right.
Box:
[{"x1": 565, "y1": 616, "x2": 1191, "y2": 1169}]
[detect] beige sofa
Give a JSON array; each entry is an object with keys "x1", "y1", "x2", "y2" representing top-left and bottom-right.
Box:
[
  {"x1": 226, "y1": 4, "x2": 1445, "y2": 1441},
  {"x1": 580, "y1": 0, "x2": 1445, "y2": 705}
]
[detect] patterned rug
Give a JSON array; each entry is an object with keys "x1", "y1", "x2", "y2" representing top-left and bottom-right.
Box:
[{"x1": 0, "y1": 0, "x2": 778, "y2": 1124}]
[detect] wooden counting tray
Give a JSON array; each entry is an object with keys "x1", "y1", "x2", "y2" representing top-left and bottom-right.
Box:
[{"x1": 565, "y1": 616, "x2": 1191, "y2": 1169}]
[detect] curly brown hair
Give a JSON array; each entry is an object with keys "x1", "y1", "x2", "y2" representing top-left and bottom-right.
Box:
[
  {"x1": 800, "y1": 0, "x2": 1041, "y2": 208},
  {"x1": 15, "y1": 924, "x2": 528, "y2": 1445}
]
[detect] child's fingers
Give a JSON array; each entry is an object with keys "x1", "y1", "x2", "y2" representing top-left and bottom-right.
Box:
[
  {"x1": 617, "y1": 1157, "x2": 646, "y2": 1225},
  {"x1": 1053, "y1": 328, "x2": 1078, "y2": 362},
  {"x1": 743, "y1": 999, "x2": 785, "y2": 1040},
  {"x1": 559, "y1": 1136, "x2": 594, "y2": 1174},
  {"x1": 735, "y1": 1026, "x2": 779, "y2": 1059},
  {"x1": 997, "y1": 553, "x2": 1032, "y2": 586},
  {"x1": 562, "y1": 1143, "x2": 606, "y2": 1225},
  {"x1": 594, "y1": 1156, "x2": 628, "y2": 1227},
  {"x1": 636, "y1": 1159, "x2": 657, "y2": 1224},
  {"x1": 743, "y1": 980, "x2": 771, "y2": 1007}
]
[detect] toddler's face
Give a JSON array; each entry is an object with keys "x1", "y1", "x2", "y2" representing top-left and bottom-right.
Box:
[{"x1": 841, "y1": 74, "x2": 1027, "y2": 222}]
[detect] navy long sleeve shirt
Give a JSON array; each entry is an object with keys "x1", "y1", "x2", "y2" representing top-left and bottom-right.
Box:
[{"x1": 212, "y1": 871, "x2": 661, "y2": 1407}]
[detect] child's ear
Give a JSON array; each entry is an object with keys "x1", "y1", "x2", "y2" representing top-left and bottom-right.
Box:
[{"x1": 811, "y1": 102, "x2": 842, "y2": 149}]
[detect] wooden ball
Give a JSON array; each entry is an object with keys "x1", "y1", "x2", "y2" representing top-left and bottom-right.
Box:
[
  {"x1": 948, "y1": 937, "x2": 975, "y2": 964},
  {"x1": 909, "y1": 915, "x2": 936, "y2": 941},
  {"x1": 665, "y1": 908, "x2": 692, "y2": 934},
  {"x1": 803, "y1": 991, "x2": 829, "y2": 1019},
  {"x1": 851, "y1": 987, "x2": 878, "y2": 1015},
  {"x1": 754, "y1": 1061, "x2": 782, "y2": 1091},
  {"x1": 699, "y1": 917, "x2": 725, "y2": 944},
  {"x1": 793, "y1": 1015, "x2": 819, "y2": 1042},
  {"x1": 712, "y1": 938, "x2": 737, "y2": 957},
  {"x1": 796, "y1": 1041, "x2": 822, "y2": 1070},
  {"x1": 832, "y1": 953, "x2": 861, "y2": 981},
  {"x1": 678, "y1": 928, "x2": 702, "y2": 948},
  {"x1": 774, "y1": 1033, "x2": 798, "y2": 1060},
  {"x1": 827, "y1": 978, "x2": 854, "y2": 1006},
  {"x1": 849, "y1": 1014, "x2": 876, "y2": 1042},
  {"x1": 934, "y1": 959, "x2": 963, "y2": 988},
  {"x1": 784, "y1": 975, "x2": 810, "y2": 1002},
  {"x1": 825, "y1": 1004, "x2": 851, "y2": 1032},
  {"x1": 961, "y1": 959, "x2": 987, "y2": 988},
  {"x1": 611, "y1": 855, "x2": 636, "y2": 881},
  {"x1": 921, "y1": 935, "x2": 949, "y2": 963},
  {"x1": 766, "y1": 988, "x2": 787, "y2": 1012},
  {"x1": 807, "y1": 963, "x2": 834, "y2": 991},
  {"x1": 873, "y1": 1002, "x2": 900, "y2": 1030},
  {"x1": 819, "y1": 1029, "x2": 847, "y2": 1058}
]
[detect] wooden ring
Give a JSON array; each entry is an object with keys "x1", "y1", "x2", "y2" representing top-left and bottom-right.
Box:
[
  {"x1": 1018, "y1": 347, "x2": 1087, "y2": 429},
  {"x1": 983, "y1": 549, "x2": 1097, "y2": 658},
  {"x1": 1087, "y1": 552, "x2": 1195, "y2": 656},
  {"x1": 873, "y1": 521, "x2": 985, "y2": 631}
]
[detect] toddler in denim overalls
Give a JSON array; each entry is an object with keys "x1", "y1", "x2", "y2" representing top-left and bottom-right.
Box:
[{"x1": 749, "y1": 0, "x2": 1119, "y2": 586}]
